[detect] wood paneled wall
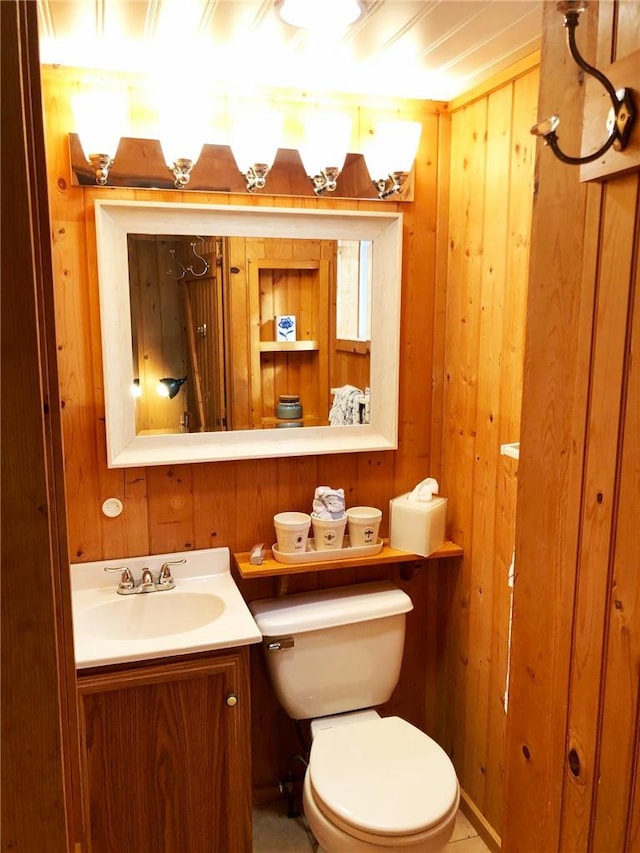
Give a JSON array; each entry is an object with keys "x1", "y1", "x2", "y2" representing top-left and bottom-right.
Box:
[
  {"x1": 504, "y1": 3, "x2": 640, "y2": 849},
  {"x1": 434, "y1": 56, "x2": 540, "y2": 836},
  {"x1": 40, "y1": 64, "x2": 450, "y2": 803},
  {"x1": 128, "y1": 236, "x2": 190, "y2": 433},
  {"x1": 41, "y1": 55, "x2": 539, "y2": 835},
  {"x1": 41, "y1": 65, "x2": 443, "y2": 562}
]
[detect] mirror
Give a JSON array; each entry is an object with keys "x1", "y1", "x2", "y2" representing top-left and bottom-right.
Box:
[
  {"x1": 95, "y1": 200, "x2": 403, "y2": 466},
  {"x1": 127, "y1": 233, "x2": 373, "y2": 435}
]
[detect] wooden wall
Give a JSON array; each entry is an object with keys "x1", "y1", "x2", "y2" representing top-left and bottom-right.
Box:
[
  {"x1": 128, "y1": 236, "x2": 189, "y2": 433},
  {"x1": 41, "y1": 65, "x2": 444, "y2": 562},
  {"x1": 41, "y1": 54, "x2": 539, "y2": 837},
  {"x1": 434, "y1": 56, "x2": 540, "y2": 836},
  {"x1": 40, "y1": 64, "x2": 451, "y2": 805},
  {"x1": 503, "y1": 2, "x2": 640, "y2": 849}
]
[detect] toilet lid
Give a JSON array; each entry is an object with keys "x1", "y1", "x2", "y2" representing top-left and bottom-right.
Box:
[{"x1": 309, "y1": 716, "x2": 459, "y2": 837}]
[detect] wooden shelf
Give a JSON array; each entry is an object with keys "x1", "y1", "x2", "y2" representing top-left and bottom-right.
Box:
[
  {"x1": 259, "y1": 340, "x2": 320, "y2": 353},
  {"x1": 235, "y1": 539, "x2": 463, "y2": 580},
  {"x1": 260, "y1": 416, "x2": 322, "y2": 427}
]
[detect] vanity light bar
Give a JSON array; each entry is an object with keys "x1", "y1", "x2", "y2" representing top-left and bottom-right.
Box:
[{"x1": 68, "y1": 124, "x2": 421, "y2": 200}]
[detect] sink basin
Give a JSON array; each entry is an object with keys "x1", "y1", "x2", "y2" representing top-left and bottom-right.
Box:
[
  {"x1": 75, "y1": 591, "x2": 226, "y2": 641},
  {"x1": 71, "y1": 547, "x2": 262, "y2": 669}
]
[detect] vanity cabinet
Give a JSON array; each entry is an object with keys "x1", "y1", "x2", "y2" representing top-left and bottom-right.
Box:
[{"x1": 77, "y1": 648, "x2": 252, "y2": 853}]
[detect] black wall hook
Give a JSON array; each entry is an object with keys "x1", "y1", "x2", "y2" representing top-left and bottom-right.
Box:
[{"x1": 531, "y1": 1, "x2": 636, "y2": 166}]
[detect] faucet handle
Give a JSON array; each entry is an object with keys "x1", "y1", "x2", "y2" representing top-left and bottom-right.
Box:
[
  {"x1": 157, "y1": 558, "x2": 186, "y2": 587},
  {"x1": 104, "y1": 566, "x2": 134, "y2": 590}
]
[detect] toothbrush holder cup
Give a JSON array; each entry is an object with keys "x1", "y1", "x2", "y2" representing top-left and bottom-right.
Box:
[
  {"x1": 347, "y1": 506, "x2": 382, "y2": 547},
  {"x1": 274, "y1": 512, "x2": 311, "y2": 554}
]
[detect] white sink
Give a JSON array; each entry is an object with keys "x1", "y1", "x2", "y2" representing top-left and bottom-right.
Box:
[
  {"x1": 75, "y1": 591, "x2": 226, "y2": 641},
  {"x1": 71, "y1": 547, "x2": 261, "y2": 669}
]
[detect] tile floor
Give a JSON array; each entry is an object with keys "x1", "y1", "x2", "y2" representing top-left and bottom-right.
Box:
[{"x1": 253, "y1": 799, "x2": 491, "y2": 852}]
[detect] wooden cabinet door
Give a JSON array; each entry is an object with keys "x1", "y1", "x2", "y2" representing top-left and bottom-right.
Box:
[{"x1": 78, "y1": 650, "x2": 251, "y2": 853}]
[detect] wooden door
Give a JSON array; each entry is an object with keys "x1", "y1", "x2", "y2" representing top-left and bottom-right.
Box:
[
  {"x1": 78, "y1": 651, "x2": 252, "y2": 853},
  {"x1": 182, "y1": 237, "x2": 227, "y2": 432},
  {"x1": 503, "y1": 2, "x2": 640, "y2": 849},
  {"x1": 1, "y1": 1, "x2": 80, "y2": 849}
]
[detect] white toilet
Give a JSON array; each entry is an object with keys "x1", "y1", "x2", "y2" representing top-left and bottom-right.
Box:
[{"x1": 250, "y1": 580, "x2": 460, "y2": 852}]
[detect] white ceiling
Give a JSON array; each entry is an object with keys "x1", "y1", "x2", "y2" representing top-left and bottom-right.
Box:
[{"x1": 38, "y1": 0, "x2": 542, "y2": 102}]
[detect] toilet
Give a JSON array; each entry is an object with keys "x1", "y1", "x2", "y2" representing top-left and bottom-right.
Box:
[{"x1": 249, "y1": 580, "x2": 460, "y2": 852}]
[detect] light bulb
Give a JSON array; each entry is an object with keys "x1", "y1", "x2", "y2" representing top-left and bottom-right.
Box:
[
  {"x1": 363, "y1": 120, "x2": 422, "y2": 182},
  {"x1": 299, "y1": 113, "x2": 352, "y2": 184}
]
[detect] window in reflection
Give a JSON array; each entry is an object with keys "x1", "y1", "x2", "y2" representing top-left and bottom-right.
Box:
[{"x1": 336, "y1": 239, "x2": 372, "y2": 342}]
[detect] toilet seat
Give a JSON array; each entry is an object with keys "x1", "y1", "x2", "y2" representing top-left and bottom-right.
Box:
[{"x1": 308, "y1": 716, "x2": 459, "y2": 844}]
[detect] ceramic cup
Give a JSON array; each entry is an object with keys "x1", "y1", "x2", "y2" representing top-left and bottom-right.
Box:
[
  {"x1": 347, "y1": 506, "x2": 382, "y2": 547},
  {"x1": 274, "y1": 511, "x2": 311, "y2": 554},
  {"x1": 311, "y1": 514, "x2": 347, "y2": 551}
]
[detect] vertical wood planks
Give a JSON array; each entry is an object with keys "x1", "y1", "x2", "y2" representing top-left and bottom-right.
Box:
[
  {"x1": 226, "y1": 236, "x2": 252, "y2": 430},
  {"x1": 464, "y1": 82, "x2": 512, "y2": 811},
  {"x1": 442, "y1": 94, "x2": 488, "y2": 782},
  {"x1": 591, "y1": 187, "x2": 640, "y2": 851},
  {"x1": 504, "y1": 2, "x2": 640, "y2": 850},
  {"x1": 559, "y1": 175, "x2": 639, "y2": 851},
  {"x1": 146, "y1": 465, "x2": 195, "y2": 554},
  {"x1": 502, "y1": 4, "x2": 595, "y2": 846},
  {"x1": 441, "y1": 64, "x2": 539, "y2": 833},
  {"x1": 41, "y1": 63, "x2": 444, "y2": 565},
  {"x1": 39, "y1": 59, "x2": 536, "y2": 836},
  {"x1": 394, "y1": 110, "x2": 441, "y2": 489},
  {"x1": 2, "y1": 4, "x2": 79, "y2": 844}
]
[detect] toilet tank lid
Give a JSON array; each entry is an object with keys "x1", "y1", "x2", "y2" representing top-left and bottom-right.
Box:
[{"x1": 249, "y1": 581, "x2": 413, "y2": 636}]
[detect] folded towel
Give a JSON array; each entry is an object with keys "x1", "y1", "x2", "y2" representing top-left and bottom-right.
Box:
[
  {"x1": 329, "y1": 385, "x2": 365, "y2": 426},
  {"x1": 312, "y1": 486, "x2": 346, "y2": 519}
]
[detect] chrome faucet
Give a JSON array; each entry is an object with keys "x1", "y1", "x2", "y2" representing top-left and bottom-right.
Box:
[
  {"x1": 157, "y1": 558, "x2": 185, "y2": 589},
  {"x1": 103, "y1": 566, "x2": 135, "y2": 592},
  {"x1": 139, "y1": 567, "x2": 156, "y2": 593},
  {"x1": 103, "y1": 558, "x2": 186, "y2": 595}
]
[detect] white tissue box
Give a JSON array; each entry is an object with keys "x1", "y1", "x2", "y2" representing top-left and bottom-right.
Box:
[{"x1": 389, "y1": 493, "x2": 447, "y2": 557}]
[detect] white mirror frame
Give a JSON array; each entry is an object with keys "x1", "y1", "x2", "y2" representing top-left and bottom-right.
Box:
[{"x1": 95, "y1": 200, "x2": 402, "y2": 467}]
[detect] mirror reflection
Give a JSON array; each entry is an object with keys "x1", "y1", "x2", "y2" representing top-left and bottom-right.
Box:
[{"x1": 127, "y1": 234, "x2": 372, "y2": 436}]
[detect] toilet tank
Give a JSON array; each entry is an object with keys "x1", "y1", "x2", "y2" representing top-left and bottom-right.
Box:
[{"x1": 249, "y1": 581, "x2": 413, "y2": 720}]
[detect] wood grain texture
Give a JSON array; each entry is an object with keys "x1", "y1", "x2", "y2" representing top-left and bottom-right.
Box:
[
  {"x1": 40, "y1": 63, "x2": 443, "y2": 557},
  {"x1": 502, "y1": 3, "x2": 595, "y2": 845},
  {"x1": 504, "y1": 2, "x2": 640, "y2": 850},
  {"x1": 40, "y1": 65, "x2": 442, "y2": 805},
  {"x1": 591, "y1": 194, "x2": 640, "y2": 851},
  {"x1": 40, "y1": 57, "x2": 535, "y2": 838},
  {"x1": 78, "y1": 650, "x2": 252, "y2": 852},
  {"x1": 1, "y1": 2, "x2": 79, "y2": 847},
  {"x1": 235, "y1": 540, "x2": 463, "y2": 579},
  {"x1": 437, "y1": 62, "x2": 537, "y2": 834},
  {"x1": 559, "y1": 174, "x2": 639, "y2": 852},
  {"x1": 247, "y1": 251, "x2": 330, "y2": 426}
]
